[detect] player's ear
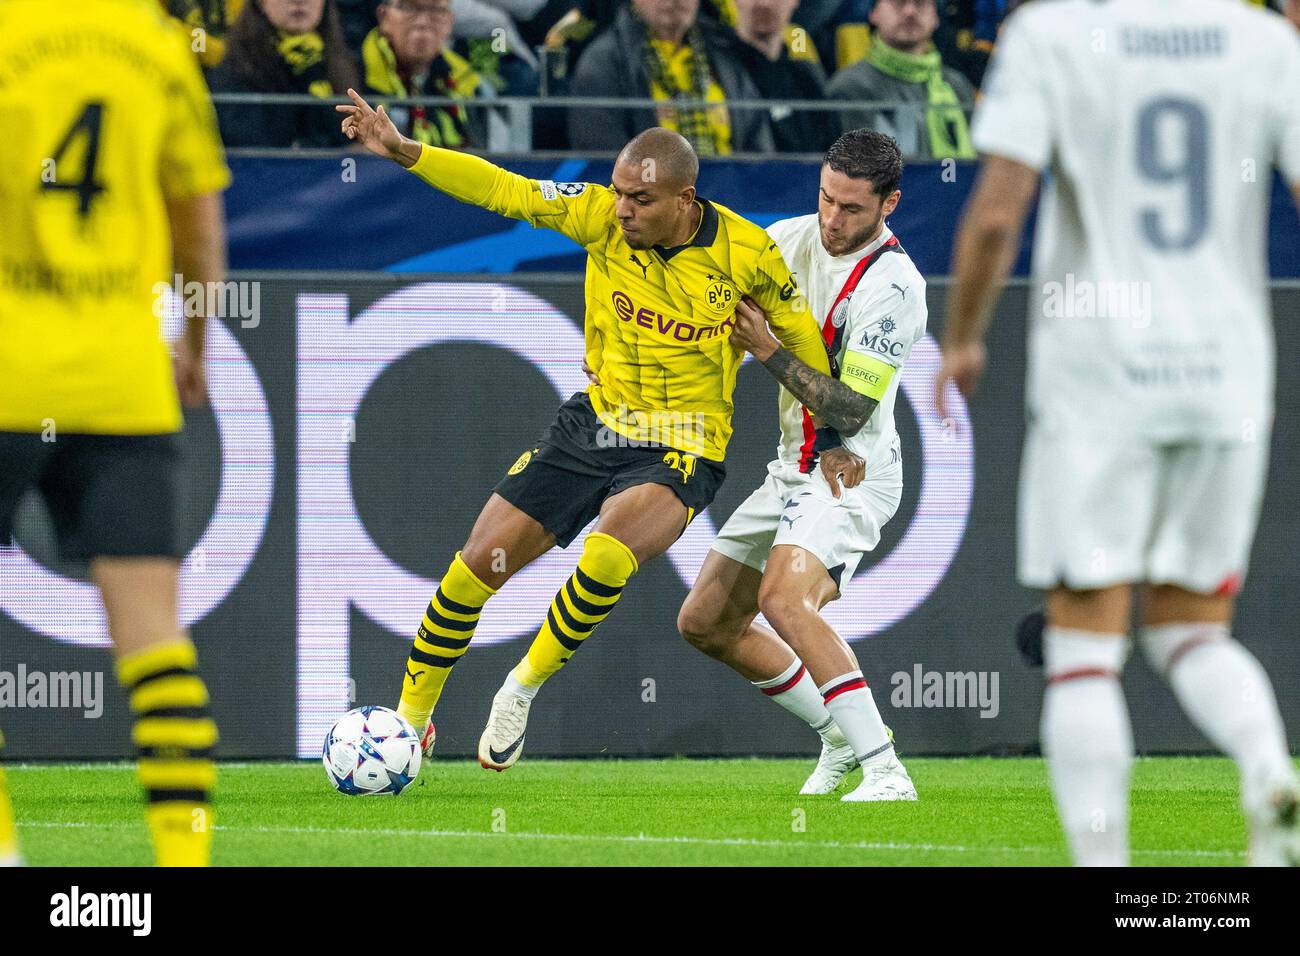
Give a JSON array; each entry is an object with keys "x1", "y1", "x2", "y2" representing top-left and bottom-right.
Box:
[
  {"x1": 882, "y1": 189, "x2": 901, "y2": 217},
  {"x1": 679, "y1": 185, "x2": 696, "y2": 208}
]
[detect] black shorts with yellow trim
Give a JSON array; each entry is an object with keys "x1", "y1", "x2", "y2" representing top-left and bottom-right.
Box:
[
  {"x1": 493, "y1": 392, "x2": 726, "y2": 548},
  {"x1": 0, "y1": 431, "x2": 183, "y2": 562}
]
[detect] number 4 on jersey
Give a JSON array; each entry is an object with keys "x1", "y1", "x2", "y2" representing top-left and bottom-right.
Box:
[{"x1": 42, "y1": 101, "x2": 108, "y2": 219}]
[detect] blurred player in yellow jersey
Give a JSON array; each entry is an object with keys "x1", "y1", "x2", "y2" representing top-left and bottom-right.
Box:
[
  {"x1": 338, "y1": 89, "x2": 833, "y2": 771},
  {"x1": 0, "y1": 0, "x2": 230, "y2": 866}
]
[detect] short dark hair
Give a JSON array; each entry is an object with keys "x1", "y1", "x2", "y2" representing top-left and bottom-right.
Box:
[
  {"x1": 619, "y1": 127, "x2": 699, "y2": 190},
  {"x1": 823, "y1": 129, "x2": 903, "y2": 197}
]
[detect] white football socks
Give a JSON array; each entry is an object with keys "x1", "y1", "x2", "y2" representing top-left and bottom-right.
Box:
[
  {"x1": 819, "y1": 670, "x2": 893, "y2": 765},
  {"x1": 753, "y1": 659, "x2": 845, "y2": 746},
  {"x1": 1042, "y1": 627, "x2": 1133, "y2": 867},
  {"x1": 1140, "y1": 622, "x2": 1296, "y2": 800}
]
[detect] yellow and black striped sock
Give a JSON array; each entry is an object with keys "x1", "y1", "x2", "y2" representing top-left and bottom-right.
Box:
[
  {"x1": 118, "y1": 639, "x2": 217, "y2": 868},
  {"x1": 0, "y1": 731, "x2": 19, "y2": 864},
  {"x1": 397, "y1": 551, "x2": 496, "y2": 730},
  {"x1": 513, "y1": 532, "x2": 639, "y2": 688}
]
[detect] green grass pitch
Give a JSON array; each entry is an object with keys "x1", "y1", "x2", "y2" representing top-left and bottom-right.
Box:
[{"x1": 6, "y1": 756, "x2": 1266, "y2": 866}]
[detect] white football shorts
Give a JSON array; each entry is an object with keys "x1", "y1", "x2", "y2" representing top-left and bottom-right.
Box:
[
  {"x1": 711, "y1": 461, "x2": 903, "y2": 590},
  {"x1": 1017, "y1": 425, "x2": 1269, "y2": 595}
]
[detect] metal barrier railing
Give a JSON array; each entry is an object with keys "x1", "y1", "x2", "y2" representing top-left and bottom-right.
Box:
[{"x1": 210, "y1": 92, "x2": 973, "y2": 158}]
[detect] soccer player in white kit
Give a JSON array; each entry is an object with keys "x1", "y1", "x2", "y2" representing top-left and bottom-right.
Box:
[
  {"x1": 679, "y1": 130, "x2": 926, "y2": 801},
  {"x1": 937, "y1": 0, "x2": 1300, "y2": 865}
]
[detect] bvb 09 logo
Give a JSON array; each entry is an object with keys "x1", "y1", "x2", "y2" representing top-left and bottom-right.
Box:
[
  {"x1": 508, "y1": 448, "x2": 537, "y2": 475},
  {"x1": 704, "y1": 280, "x2": 734, "y2": 313}
]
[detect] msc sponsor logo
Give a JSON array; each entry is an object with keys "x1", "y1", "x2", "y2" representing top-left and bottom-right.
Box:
[
  {"x1": 857, "y1": 330, "x2": 906, "y2": 358},
  {"x1": 611, "y1": 291, "x2": 734, "y2": 342}
]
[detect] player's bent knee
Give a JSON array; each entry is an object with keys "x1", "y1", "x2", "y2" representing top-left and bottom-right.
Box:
[
  {"x1": 457, "y1": 537, "x2": 513, "y2": 590},
  {"x1": 676, "y1": 600, "x2": 727, "y2": 655},
  {"x1": 756, "y1": 584, "x2": 806, "y2": 634}
]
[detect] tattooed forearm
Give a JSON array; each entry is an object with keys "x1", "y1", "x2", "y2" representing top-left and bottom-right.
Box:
[{"x1": 762, "y1": 347, "x2": 879, "y2": 436}]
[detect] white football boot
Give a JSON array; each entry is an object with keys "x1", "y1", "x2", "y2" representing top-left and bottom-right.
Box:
[
  {"x1": 841, "y1": 752, "x2": 918, "y2": 802},
  {"x1": 800, "y1": 737, "x2": 858, "y2": 795},
  {"x1": 419, "y1": 720, "x2": 437, "y2": 759},
  {"x1": 801, "y1": 724, "x2": 896, "y2": 795},
  {"x1": 477, "y1": 686, "x2": 532, "y2": 771},
  {"x1": 1246, "y1": 780, "x2": 1300, "y2": 866}
]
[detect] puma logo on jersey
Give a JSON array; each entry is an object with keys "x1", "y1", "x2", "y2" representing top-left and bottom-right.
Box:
[
  {"x1": 891, "y1": 283, "x2": 908, "y2": 300},
  {"x1": 780, "y1": 514, "x2": 802, "y2": 528},
  {"x1": 629, "y1": 253, "x2": 649, "y2": 280}
]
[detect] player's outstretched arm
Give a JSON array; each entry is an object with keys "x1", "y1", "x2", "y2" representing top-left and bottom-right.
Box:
[
  {"x1": 731, "y1": 296, "x2": 877, "y2": 437},
  {"x1": 338, "y1": 88, "x2": 422, "y2": 167},
  {"x1": 338, "y1": 88, "x2": 602, "y2": 244}
]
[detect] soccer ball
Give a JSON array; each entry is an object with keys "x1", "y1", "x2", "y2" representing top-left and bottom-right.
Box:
[{"x1": 322, "y1": 705, "x2": 421, "y2": 796}]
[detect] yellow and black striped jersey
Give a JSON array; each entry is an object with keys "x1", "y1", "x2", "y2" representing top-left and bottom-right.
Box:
[
  {"x1": 0, "y1": 0, "x2": 230, "y2": 434},
  {"x1": 409, "y1": 146, "x2": 829, "y2": 462}
]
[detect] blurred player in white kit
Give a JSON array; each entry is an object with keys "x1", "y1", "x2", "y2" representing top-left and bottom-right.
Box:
[{"x1": 938, "y1": 0, "x2": 1300, "y2": 865}]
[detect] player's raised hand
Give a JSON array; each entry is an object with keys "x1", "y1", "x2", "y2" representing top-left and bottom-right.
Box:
[
  {"x1": 934, "y1": 340, "x2": 986, "y2": 420},
  {"x1": 731, "y1": 295, "x2": 781, "y2": 361},
  {"x1": 336, "y1": 88, "x2": 419, "y2": 166},
  {"x1": 820, "y1": 446, "x2": 866, "y2": 499}
]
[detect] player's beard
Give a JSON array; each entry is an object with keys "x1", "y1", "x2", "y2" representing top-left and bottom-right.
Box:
[{"x1": 819, "y1": 209, "x2": 884, "y2": 257}]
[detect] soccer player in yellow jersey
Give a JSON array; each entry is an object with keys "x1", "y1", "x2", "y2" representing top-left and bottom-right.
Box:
[
  {"x1": 0, "y1": 0, "x2": 229, "y2": 865},
  {"x1": 339, "y1": 89, "x2": 832, "y2": 770}
]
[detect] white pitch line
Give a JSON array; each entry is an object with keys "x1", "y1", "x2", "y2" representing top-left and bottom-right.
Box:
[{"x1": 14, "y1": 820, "x2": 1245, "y2": 859}]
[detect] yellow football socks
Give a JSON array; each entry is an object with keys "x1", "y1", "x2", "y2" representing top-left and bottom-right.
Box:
[
  {"x1": 397, "y1": 551, "x2": 496, "y2": 730},
  {"x1": 513, "y1": 532, "x2": 638, "y2": 688},
  {"x1": 118, "y1": 638, "x2": 217, "y2": 867}
]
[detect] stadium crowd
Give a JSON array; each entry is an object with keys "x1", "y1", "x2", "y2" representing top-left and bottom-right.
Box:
[{"x1": 165, "y1": 0, "x2": 1293, "y2": 156}]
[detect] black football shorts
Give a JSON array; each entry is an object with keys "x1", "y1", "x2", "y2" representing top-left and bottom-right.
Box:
[
  {"x1": 494, "y1": 392, "x2": 725, "y2": 548},
  {"x1": 0, "y1": 431, "x2": 183, "y2": 561}
]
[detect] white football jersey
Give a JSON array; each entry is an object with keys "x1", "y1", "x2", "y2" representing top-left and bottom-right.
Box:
[
  {"x1": 766, "y1": 214, "x2": 928, "y2": 475},
  {"x1": 972, "y1": 0, "x2": 1300, "y2": 440}
]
